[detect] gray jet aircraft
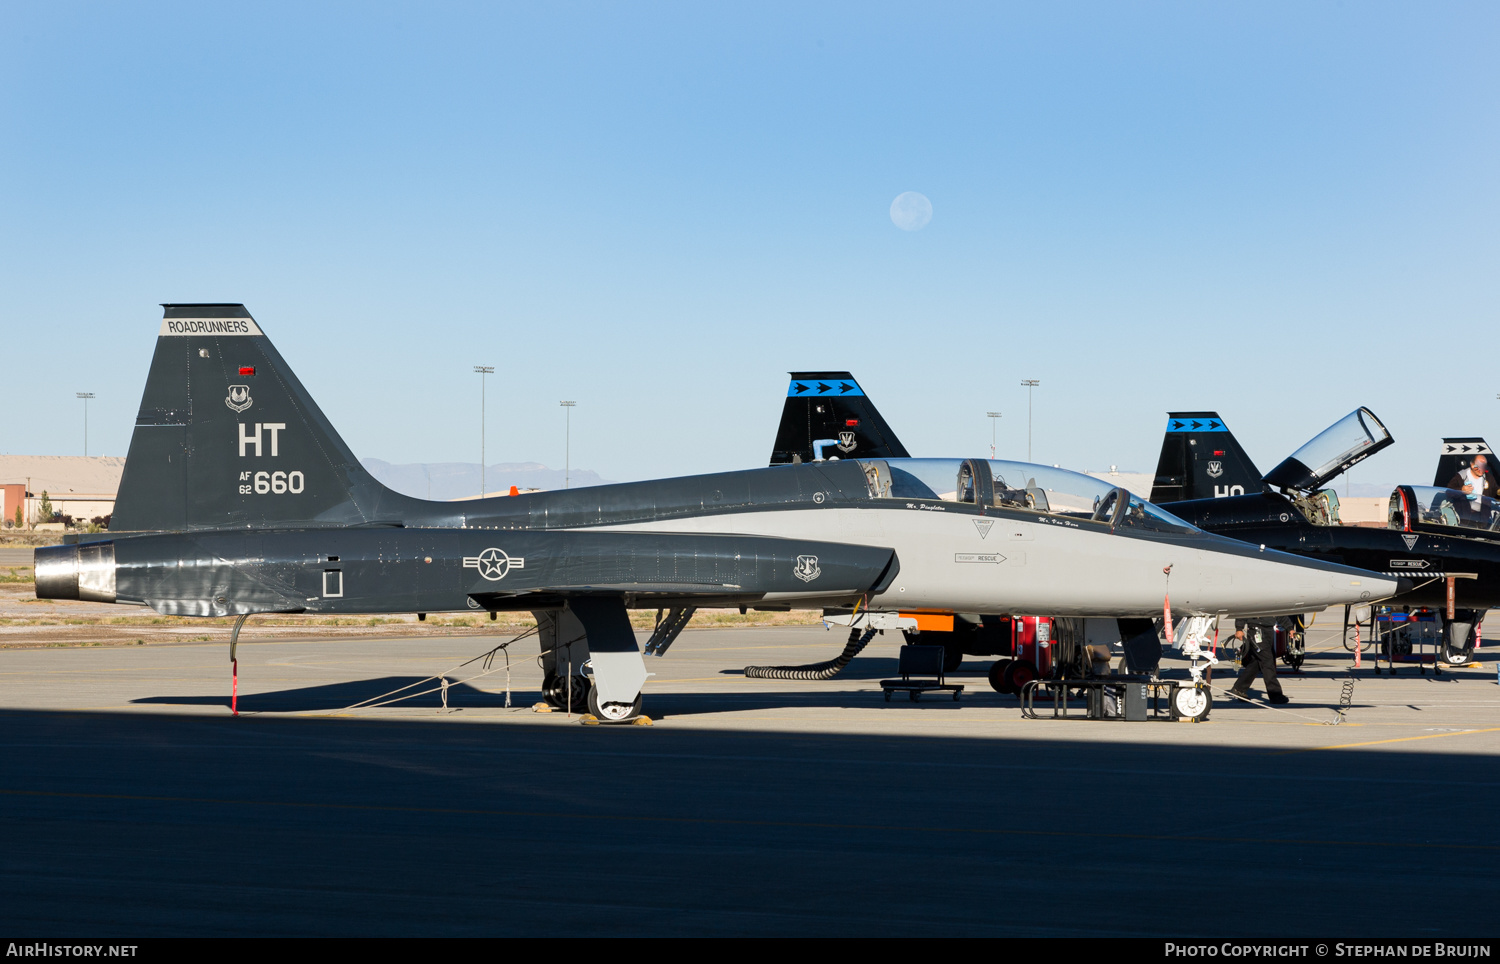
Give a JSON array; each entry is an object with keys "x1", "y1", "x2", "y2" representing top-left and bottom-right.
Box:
[{"x1": 36, "y1": 306, "x2": 1403, "y2": 721}]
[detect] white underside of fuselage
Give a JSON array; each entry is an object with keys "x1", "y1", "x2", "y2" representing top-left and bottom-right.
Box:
[{"x1": 593, "y1": 505, "x2": 1393, "y2": 618}]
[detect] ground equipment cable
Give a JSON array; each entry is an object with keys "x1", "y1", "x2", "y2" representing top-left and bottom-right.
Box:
[
  {"x1": 1211, "y1": 682, "x2": 1350, "y2": 726},
  {"x1": 743, "y1": 626, "x2": 878, "y2": 680}
]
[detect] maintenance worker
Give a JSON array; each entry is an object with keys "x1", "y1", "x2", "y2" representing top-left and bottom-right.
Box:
[
  {"x1": 1227, "y1": 617, "x2": 1288, "y2": 705},
  {"x1": 1447, "y1": 454, "x2": 1497, "y2": 506}
]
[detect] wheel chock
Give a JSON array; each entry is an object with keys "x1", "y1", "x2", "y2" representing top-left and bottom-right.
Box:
[
  {"x1": 579, "y1": 713, "x2": 653, "y2": 726},
  {"x1": 532, "y1": 703, "x2": 554, "y2": 713}
]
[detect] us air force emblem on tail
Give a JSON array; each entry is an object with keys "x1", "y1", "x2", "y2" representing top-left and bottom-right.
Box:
[
  {"x1": 1206, "y1": 460, "x2": 1223, "y2": 479},
  {"x1": 793, "y1": 554, "x2": 821, "y2": 583},
  {"x1": 225, "y1": 385, "x2": 253, "y2": 413},
  {"x1": 837, "y1": 431, "x2": 857, "y2": 454},
  {"x1": 464, "y1": 547, "x2": 525, "y2": 581}
]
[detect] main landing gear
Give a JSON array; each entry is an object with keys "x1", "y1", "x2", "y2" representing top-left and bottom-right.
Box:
[
  {"x1": 534, "y1": 598, "x2": 650, "y2": 723},
  {"x1": 542, "y1": 673, "x2": 591, "y2": 714}
]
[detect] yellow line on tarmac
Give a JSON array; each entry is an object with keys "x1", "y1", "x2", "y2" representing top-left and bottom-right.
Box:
[{"x1": 1281, "y1": 726, "x2": 1500, "y2": 755}]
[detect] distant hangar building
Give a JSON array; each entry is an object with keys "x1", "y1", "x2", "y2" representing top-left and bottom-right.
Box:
[{"x1": 0, "y1": 455, "x2": 124, "y2": 528}]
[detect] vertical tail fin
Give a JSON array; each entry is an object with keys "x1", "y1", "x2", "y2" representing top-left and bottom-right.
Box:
[
  {"x1": 112, "y1": 304, "x2": 414, "y2": 531},
  {"x1": 768, "y1": 371, "x2": 910, "y2": 464},
  {"x1": 1150, "y1": 412, "x2": 1263, "y2": 503},
  {"x1": 1435, "y1": 438, "x2": 1496, "y2": 489}
]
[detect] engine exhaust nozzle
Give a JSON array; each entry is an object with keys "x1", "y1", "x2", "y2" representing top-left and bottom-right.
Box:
[{"x1": 34, "y1": 542, "x2": 116, "y2": 603}]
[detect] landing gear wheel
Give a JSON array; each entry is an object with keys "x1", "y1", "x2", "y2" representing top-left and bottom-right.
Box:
[
  {"x1": 988, "y1": 659, "x2": 1014, "y2": 694},
  {"x1": 544, "y1": 673, "x2": 591, "y2": 713},
  {"x1": 587, "y1": 688, "x2": 643, "y2": 722},
  {"x1": 1444, "y1": 645, "x2": 1474, "y2": 666},
  {"x1": 1002, "y1": 659, "x2": 1039, "y2": 695},
  {"x1": 942, "y1": 643, "x2": 963, "y2": 673},
  {"x1": 1172, "y1": 686, "x2": 1212, "y2": 721}
]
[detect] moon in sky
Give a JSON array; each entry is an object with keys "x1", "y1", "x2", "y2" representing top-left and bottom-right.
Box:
[{"x1": 889, "y1": 192, "x2": 932, "y2": 231}]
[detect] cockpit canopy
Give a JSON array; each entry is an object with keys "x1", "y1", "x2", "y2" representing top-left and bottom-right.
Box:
[
  {"x1": 1390, "y1": 485, "x2": 1500, "y2": 535},
  {"x1": 1263, "y1": 408, "x2": 1393, "y2": 493},
  {"x1": 858, "y1": 458, "x2": 1197, "y2": 535}
]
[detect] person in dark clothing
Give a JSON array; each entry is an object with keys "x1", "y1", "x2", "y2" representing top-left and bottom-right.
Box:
[
  {"x1": 1227, "y1": 617, "x2": 1288, "y2": 704},
  {"x1": 1446, "y1": 455, "x2": 1497, "y2": 505}
]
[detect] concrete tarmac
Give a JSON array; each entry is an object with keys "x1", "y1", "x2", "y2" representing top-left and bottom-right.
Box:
[{"x1": 2, "y1": 621, "x2": 1498, "y2": 936}]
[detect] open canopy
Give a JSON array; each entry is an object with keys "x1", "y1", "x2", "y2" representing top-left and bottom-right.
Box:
[{"x1": 1263, "y1": 408, "x2": 1393, "y2": 492}]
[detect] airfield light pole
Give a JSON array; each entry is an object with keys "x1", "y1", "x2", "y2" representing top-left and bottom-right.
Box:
[
  {"x1": 560, "y1": 401, "x2": 576, "y2": 489},
  {"x1": 987, "y1": 412, "x2": 1002, "y2": 460},
  {"x1": 76, "y1": 393, "x2": 94, "y2": 457},
  {"x1": 1021, "y1": 380, "x2": 1040, "y2": 462},
  {"x1": 474, "y1": 366, "x2": 494, "y2": 498}
]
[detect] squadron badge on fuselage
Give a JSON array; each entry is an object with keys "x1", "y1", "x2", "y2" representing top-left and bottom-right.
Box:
[
  {"x1": 793, "y1": 554, "x2": 822, "y2": 583},
  {"x1": 225, "y1": 385, "x2": 253, "y2": 414}
]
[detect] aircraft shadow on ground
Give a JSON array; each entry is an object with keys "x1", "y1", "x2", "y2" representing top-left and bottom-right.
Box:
[
  {"x1": 126, "y1": 668, "x2": 983, "y2": 716},
  {"x1": 3, "y1": 703, "x2": 1499, "y2": 938},
  {"x1": 121, "y1": 652, "x2": 1458, "y2": 718},
  {"x1": 131, "y1": 676, "x2": 515, "y2": 712}
]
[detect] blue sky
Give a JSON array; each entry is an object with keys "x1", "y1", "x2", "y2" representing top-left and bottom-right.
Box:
[{"x1": 2, "y1": 2, "x2": 1496, "y2": 487}]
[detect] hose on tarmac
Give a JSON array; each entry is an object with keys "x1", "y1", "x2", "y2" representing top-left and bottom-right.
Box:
[{"x1": 743, "y1": 627, "x2": 877, "y2": 680}]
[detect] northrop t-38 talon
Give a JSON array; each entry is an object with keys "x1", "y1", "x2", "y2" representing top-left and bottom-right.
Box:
[{"x1": 35, "y1": 306, "x2": 1403, "y2": 721}]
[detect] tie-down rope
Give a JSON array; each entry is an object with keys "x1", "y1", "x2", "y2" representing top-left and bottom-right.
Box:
[{"x1": 337, "y1": 625, "x2": 539, "y2": 712}]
